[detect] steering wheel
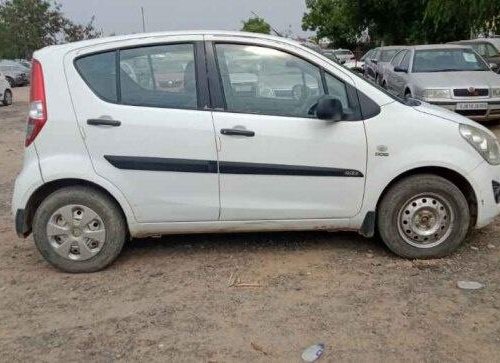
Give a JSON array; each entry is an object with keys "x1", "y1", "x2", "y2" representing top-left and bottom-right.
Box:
[
  {"x1": 292, "y1": 84, "x2": 311, "y2": 101},
  {"x1": 297, "y1": 94, "x2": 324, "y2": 116}
]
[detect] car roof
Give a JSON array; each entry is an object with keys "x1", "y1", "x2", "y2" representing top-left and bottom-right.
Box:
[
  {"x1": 379, "y1": 46, "x2": 406, "y2": 50},
  {"x1": 36, "y1": 30, "x2": 307, "y2": 54},
  {"x1": 409, "y1": 44, "x2": 470, "y2": 51}
]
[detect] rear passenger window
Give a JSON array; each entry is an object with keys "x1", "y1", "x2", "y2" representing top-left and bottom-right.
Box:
[
  {"x1": 119, "y1": 44, "x2": 197, "y2": 109},
  {"x1": 75, "y1": 51, "x2": 117, "y2": 102}
]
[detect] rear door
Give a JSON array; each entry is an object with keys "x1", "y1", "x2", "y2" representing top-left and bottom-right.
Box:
[
  {"x1": 65, "y1": 36, "x2": 220, "y2": 223},
  {"x1": 206, "y1": 39, "x2": 367, "y2": 221}
]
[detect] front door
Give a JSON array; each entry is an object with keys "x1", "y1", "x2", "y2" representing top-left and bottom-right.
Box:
[
  {"x1": 66, "y1": 37, "x2": 220, "y2": 223},
  {"x1": 209, "y1": 42, "x2": 367, "y2": 221}
]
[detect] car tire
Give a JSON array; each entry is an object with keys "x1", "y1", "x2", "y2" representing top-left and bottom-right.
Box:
[
  {"x1": 382, "y1": 81, "x2": 387, "y2": 89},
  {"x1": 2, "y1": 89, "x2": 12, "y2": 106},
  {"x1": 32, "y1": 186, "x2": 127, "y2": 273},
  {"x1": 377, "y1": 174, "x2": 470, "y2": 259},
  {"x1": 404, "y1": 89, "x2": 412, "y2": 99}
]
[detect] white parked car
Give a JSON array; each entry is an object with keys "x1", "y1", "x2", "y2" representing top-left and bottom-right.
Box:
[
  {"x1": 0, "y1": 71, "x2": 12, "y2": 106},
  {"x1": 333, "y1": 49, "x2": 355, "y2": 62},
  {"x1": 12, "y1": 31, "x2": 500, "y2": 272}
]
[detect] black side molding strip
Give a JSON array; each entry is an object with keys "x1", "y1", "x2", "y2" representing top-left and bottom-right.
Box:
[
  {"x1": 104, "y1": 156, "x2": 218, "y2": 173},
  {"x1": 104, "y1": 155, "x2": 364, "y2": 177},
  {"x1": 219, "y1": 161, "x2": 363, "y2": 177}
]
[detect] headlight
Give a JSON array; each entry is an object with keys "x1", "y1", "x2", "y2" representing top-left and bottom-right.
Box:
[
  {"x1": 491, "y1": 88, "x2": 500, "y2": 97},
  {"x1": 423, "y1": 89, "x2": 451, "y2": 99},
  {"x1": 460, "y1": 124, "x2": 500, "y2": 165}
]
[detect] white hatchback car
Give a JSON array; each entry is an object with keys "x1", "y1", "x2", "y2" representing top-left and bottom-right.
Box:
[
  {"x1": 0, "y1": 71, "x2": 12, "y2": 106},
  {"x1": 12, "y1": 31, "x2": 500, "y2": 272}
]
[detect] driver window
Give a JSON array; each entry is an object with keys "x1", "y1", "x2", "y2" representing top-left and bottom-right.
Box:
[
  {"x1": 215, "y1": 44, "x2": 325, "y2": 118},
  {"x1": 400, "y1": 51, "x2": 411, "y2": 69}
]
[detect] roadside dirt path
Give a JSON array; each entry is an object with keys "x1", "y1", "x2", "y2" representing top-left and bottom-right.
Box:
[{"x1": 1, "y1": 87, "x2": 499, "y2": 362}]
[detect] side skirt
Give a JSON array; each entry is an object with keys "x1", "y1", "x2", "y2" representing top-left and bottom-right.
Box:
[{"x1": 128, "y1": 218, "x2": 356, "y2": 238}]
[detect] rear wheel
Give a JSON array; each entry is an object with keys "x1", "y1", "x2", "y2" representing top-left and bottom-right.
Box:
[
  {"x1": 2, "y1": 89, "x2": 12, "y2": 106},
  {"x1": 33, "y1": 186, "x2": 126, "y2": 273},
  {"x1": 377, "y1": 174, "x2": 470, "y2": 258}
]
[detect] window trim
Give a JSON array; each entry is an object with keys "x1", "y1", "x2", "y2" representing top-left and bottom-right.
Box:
[
  {"x1": 73, "y1": 41, "x2": 210, "y2": 111},
  {"x1": 209, "y1": 41, "x2": 364, "y2": 121}
]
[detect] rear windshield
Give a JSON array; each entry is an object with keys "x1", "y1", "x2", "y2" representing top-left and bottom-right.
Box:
[{"x1": 413, "y1": 48, "x2": 490, "y2": 72}]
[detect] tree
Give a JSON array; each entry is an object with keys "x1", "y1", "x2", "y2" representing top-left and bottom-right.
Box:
[
  {"x1": 302, "y1": 0, "x2": 500, "y2": 48},
  {"x1": 0, "y1": 0, "x2": 101, "y2": 59},
  {"x1": 241, "y1": 16, "x2": 271, "y2": 34}
]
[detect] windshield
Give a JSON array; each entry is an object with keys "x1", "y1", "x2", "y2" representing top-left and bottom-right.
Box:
[
  {"x1": 413, "y1": 48, "x2": 489, "y2": 72},
  {"x1": 380, "y1": 49, "x2": 400, "y2": 62}
]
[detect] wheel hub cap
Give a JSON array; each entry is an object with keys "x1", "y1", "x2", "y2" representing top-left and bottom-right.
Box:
[
  {"x1": 46, "y1": 204, "x2": 106, "y2": 261},
  {"x1": 398, "y1": 194, "x2": 453, "y2": 248}
]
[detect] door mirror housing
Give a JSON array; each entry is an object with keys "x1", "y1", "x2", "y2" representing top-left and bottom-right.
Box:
[
  {"x1": 490, "y1": 63, "x2": 499, "y2": 71},
  {"x1": 394, "y1": 65, "x2": 408, "y2": 73},
  {"x1": 316, "y1": 96, "x2": 344, "y2": 121},
  {"x1": 371, "y1": 59, "x2": 378, "y2": 64}
]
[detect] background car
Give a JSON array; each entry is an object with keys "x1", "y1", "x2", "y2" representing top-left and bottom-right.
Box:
[
  {"x1": 364, "y1": 46, "x2": 405, "y2": 84},
  {"x1": 0, "y1": 61, "x2": 30, "y2": 87},
  {"x1": 383, "y1": 44, "x2": 500, "y2": 122},
  {"x1": 320, "y1": 49, "x2": 346, "y2": 64},
  {"x1": 332, "y1": 48, "x2": 355, "y2": 62},
  {"x1": 0, "y1": 71, "x2": 12, "y2": 106},
  {"x1": 451, "y1": 39, "x2": 500, "y2": 73}
]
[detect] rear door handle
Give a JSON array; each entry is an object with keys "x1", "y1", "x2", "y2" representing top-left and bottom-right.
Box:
[
  {"x1": 87, "y1": 119, "x2": 121, "y2": 127},
  {"x1": 220, "y1": 128, "x2": 255, "y2": 137}
]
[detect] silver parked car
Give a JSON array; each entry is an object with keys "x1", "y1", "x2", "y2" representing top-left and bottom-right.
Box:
[
  {"x1": 364, "y1": 46, "x2": 406, "y2": 85},
  {"x1": 383, "y1": 44, "x2": 500, "y2": 122}
]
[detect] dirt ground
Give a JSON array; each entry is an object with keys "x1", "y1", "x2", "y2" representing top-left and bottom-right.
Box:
[{"x1": 0, "y1": 87, "x2": 499, "y2": 362}]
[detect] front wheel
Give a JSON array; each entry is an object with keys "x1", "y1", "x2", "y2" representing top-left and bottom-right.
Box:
[
  {"x1": 2, "y1": 89, "x2": 12, "y2": 106},
  {"x1": 33, "y1": 186, "x2": 127, "y2": 273},
  {"x1": 377, "y1": 174, "x2": 470, "y2": 258}
]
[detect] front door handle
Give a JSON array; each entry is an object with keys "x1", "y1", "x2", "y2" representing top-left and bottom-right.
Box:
[
  {"x1": 87, "y1": 119, "x2": 121, "y2": 127},
  {"x1": 220, "y1": 128, "x2": 255, "y2": 137}
]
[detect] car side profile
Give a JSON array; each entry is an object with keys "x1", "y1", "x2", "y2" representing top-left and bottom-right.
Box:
[
  {"x1": 364, "y1": 46, "x2": 405, "y2": 85},
  {"x1": 0, "y1": 72, "x2": 12, "y2": 106},
  {"x1": 383, "y1": 44, "x2": 500, "y2": 122},
  {"x1": 12, "y1": 31, "x2": 500, "y2": 272}
]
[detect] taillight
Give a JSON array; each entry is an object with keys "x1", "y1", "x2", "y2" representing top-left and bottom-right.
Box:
[{"x1": 25, "y1": 59, "x2": 47, "y2": 147}]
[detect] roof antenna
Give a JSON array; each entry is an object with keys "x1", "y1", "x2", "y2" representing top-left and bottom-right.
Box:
[{"x1": 251, "y1": 11, "x2": 283, "y2": 37}]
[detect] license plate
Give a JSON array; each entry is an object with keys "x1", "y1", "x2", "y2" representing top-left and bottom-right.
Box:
[{"x1": 456, "y1": 103, "x2": 488, "y2": 110}]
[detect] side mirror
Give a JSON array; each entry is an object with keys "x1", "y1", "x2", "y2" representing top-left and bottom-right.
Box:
[
  {"x1": 490, "y1": 63, "x2": 499, "y2": 71},
  {"x1": 371, "y1": 59, "x2": 378, "y2": 64},
  {"x1": 394, "y1": 65, "x2": 408, "y2": 73},
  {"x1": 316, "y1": 96, "x2": 344, "y2": 121}
]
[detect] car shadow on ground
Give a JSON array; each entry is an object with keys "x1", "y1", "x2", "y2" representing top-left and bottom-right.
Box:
[{"x1": 121, "y1": 230, "x2": 388, "y2": 259}]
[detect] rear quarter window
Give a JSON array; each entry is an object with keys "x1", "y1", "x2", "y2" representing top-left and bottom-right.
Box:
[{"x1": 75, "y1": 51, "x2": 117, "y2": 102}]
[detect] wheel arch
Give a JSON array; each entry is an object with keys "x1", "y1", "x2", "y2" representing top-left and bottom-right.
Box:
[
  {"x1": 23, "y1": 178, "x2": 132, "y2": 237},
  {"x1": 375, "y1": 166, "x2": 478, "y2": 228}
]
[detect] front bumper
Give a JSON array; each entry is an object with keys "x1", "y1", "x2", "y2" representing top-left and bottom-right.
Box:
[
  {"x1": 427, "y1": 100, "x2": 500, "y2": 122},
  {"x1": 468, "y1": 161, "x2": 500, "y2": 228}
]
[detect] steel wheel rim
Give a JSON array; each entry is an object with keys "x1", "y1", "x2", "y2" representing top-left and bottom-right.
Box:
[
  {"x1": 46, "y1": 204, "x2": 106, "y2": 261},
  {"x1": 397, "y1": 193, "x2": 454, "y2": 248},
  {"x1": 5, "y1": 91, "x2": 11, "y2": 104}
]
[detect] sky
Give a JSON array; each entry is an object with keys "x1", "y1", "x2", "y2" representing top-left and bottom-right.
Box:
[{"x1": 57, "y1": 0, "x2": 314, "y2": 38}]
